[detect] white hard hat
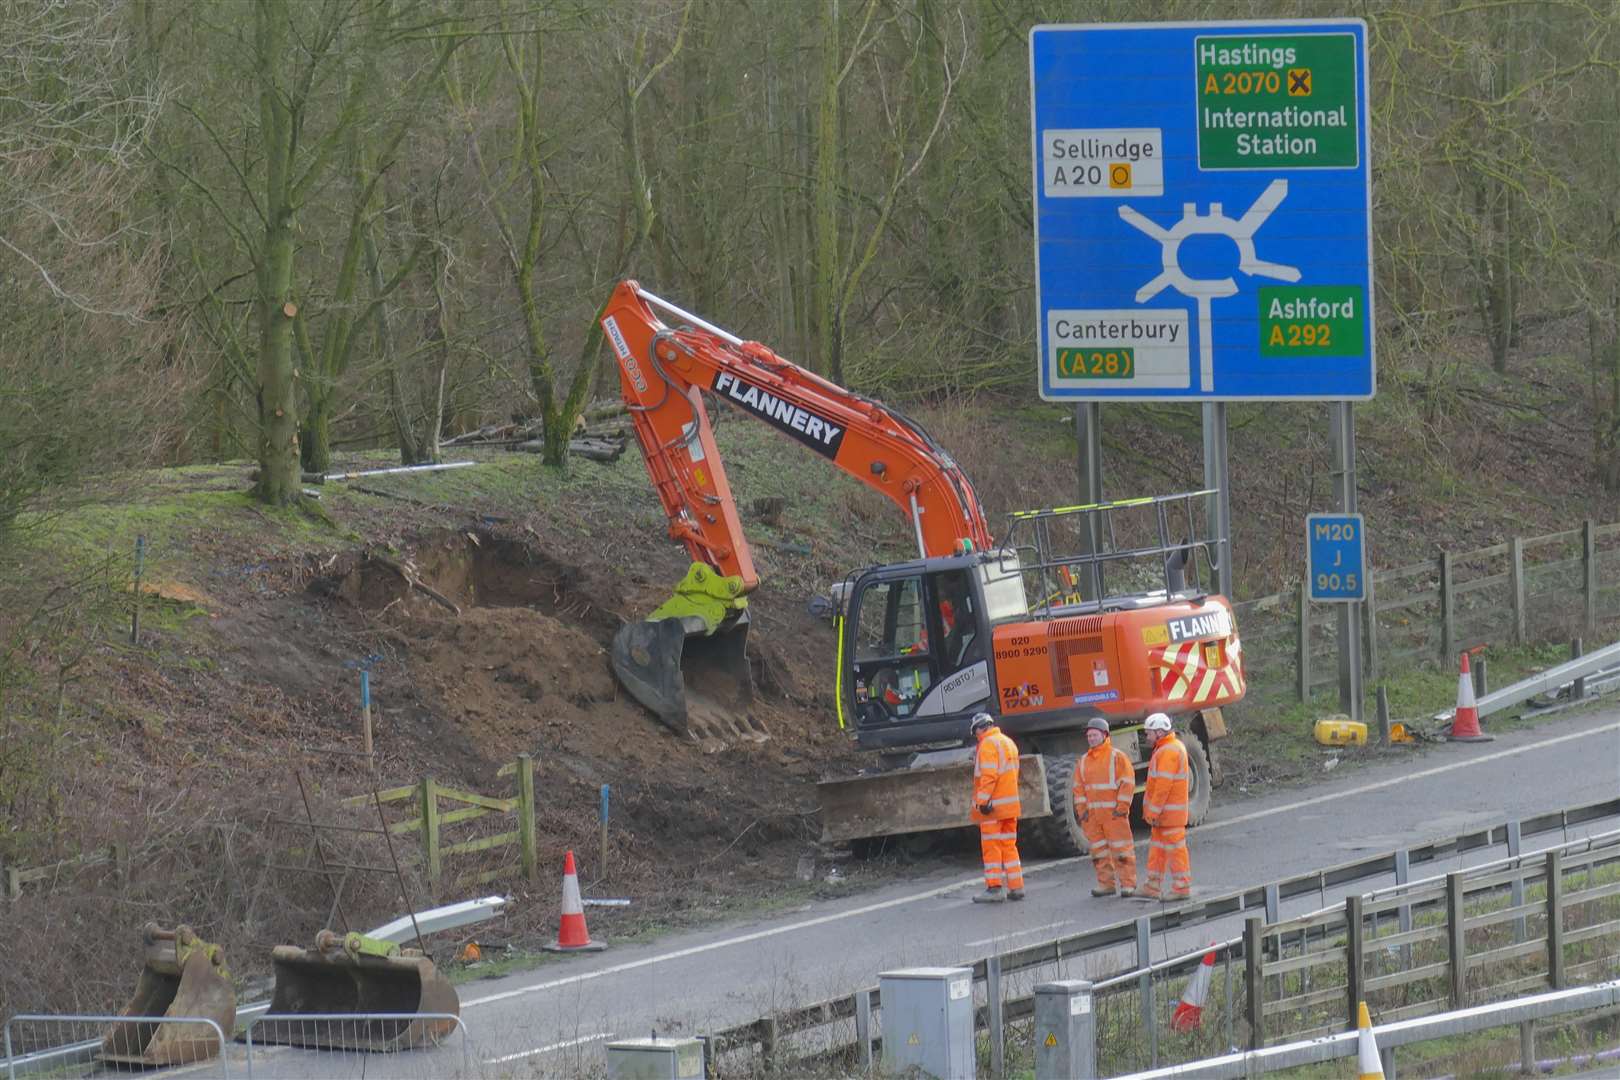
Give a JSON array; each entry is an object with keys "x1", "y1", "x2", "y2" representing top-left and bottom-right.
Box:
[
  {"x1": 970, "y1": 712, "x2": 995, "y2": 733},
  {"x1": 1143, "y1": 712, "x2": 1173, "y2": 733}
]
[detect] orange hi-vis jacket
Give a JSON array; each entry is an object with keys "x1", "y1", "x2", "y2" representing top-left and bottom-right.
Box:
[
  {"x1": 1074, "y1": 739, "x2": 1135, "y2": 818},
  {"x1": 971, "y1": 726, "x2": 1021, "y2": 822},
  {"x1": 1143, "y1": 732, "x2": 1191, "y2": 828}
]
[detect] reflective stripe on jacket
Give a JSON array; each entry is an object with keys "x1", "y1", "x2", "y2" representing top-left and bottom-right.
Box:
[
  {"x1": 1073, "y1": 740, "x2": 1134, "y2": 817},
  {"x1": 972, "y1": 727, "x2": 1021, "y2": 821},
  {"x1": 1143, "y1": 733, "x2": 1190, "y2": 828}
]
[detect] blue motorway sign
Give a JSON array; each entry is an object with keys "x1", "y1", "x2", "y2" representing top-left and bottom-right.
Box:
[
  {"x1": 1030, "y1": 21, "x2": 1374, "y2": 401},
  {"x1": 1306, "y1": 513, "x2": 1366, "y2": 602}
]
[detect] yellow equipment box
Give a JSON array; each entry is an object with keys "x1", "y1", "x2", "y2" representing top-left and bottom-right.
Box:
[{"x1": 1314, "y1": 716, "x2": 1368, "y2": 746}]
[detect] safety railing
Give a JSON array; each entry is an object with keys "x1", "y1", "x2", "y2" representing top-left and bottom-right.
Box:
[
  {"x1": 4, "y1": 1014, "x2": 228, "y2": 1078},
  {"x1": 240, "y1": 1012, "x2": 469, "y2": 1078},
  {"x1": 1114, "y1": 978, "x2": 1620, "y2": 1080},
  {"x1": 701, "y1": 796, "x2": 1620, "y2": 1077}
]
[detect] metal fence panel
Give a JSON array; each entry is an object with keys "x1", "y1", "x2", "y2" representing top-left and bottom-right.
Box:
[
  {"x1": 4, "y1": 1013, "x2": 228, "y2": 1079},
  {"x1": 241, "y1": 1013, "x2": 469, "y2": 1079}
]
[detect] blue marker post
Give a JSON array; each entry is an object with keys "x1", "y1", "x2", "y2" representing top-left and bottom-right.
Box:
[
  {"x1": 600, "y1": 784, "x2": 611, "y2": 881},
  {"x1": 359, "y1": 668, "x2": 374, "y2": 768}
]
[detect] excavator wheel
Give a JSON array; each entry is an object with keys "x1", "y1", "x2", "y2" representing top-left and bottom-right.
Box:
[
  {"x1": 1023, "y1": 754, "x2": 1089, "y2": 858},
  {"x1": 1184, "y1": 732, "x2": 1214, "y2": 827}
]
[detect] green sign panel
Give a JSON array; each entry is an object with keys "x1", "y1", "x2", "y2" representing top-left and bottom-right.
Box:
[
  {"x1": 1196, "y1": 33, "x2": 1359, "y2": 169},
  {"x1": 1258, "y1": 286, "x2": 1366, "y2": 357}
]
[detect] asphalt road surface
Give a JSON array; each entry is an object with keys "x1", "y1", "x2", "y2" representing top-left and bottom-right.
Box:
[{"x1": 61, "y1": 708, "x2": 1620, "y2": 1078}]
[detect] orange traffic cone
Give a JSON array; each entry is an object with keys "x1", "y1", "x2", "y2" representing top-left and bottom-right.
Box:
[
  {"x1": 1170, "y1": 946, "x2": 1217, "y2": 1032},
  {"x1": 542, "y1": 850, "x2": 607, "y2": 953},
  {"x1": 1447, "y1": 652, "x2": 1495, "y2": 742}
]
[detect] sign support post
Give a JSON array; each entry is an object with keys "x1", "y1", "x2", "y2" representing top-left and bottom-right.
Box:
[
  {"x1": 1202, "y1": 403, "x2": 1233, "y2": 599},
  {"x1": 1330, "y1": 403, "x2": 1363, "y2": 722},
  {"x1": 1075, "y1": 403, "x2": 1104, "y2": 600}
]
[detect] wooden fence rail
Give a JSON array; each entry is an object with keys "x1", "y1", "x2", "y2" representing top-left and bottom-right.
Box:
[
  {"x1": 340, "y1": 753, "x2": 537, "y2": 893},
  {"x1": 1233, "y1": 518, "x2": 1620, "y2": 701},
  {"x1": 1247, "y1": 837, "x2": 1620, "y2": 1048}
]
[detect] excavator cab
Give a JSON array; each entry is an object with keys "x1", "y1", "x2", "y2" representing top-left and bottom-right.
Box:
[{"x1": 841, "y1": 557, "x2": 1019, "y2": 741}]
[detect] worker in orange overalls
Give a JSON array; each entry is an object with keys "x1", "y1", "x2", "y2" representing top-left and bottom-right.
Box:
[
  {"x1": 969, "y1": 712, "x2": 1024, "y2": 903},
  {"x1": 1139, "y1": 712, "x2": 1192, "y2": 900},
  {"x1": 1073, "y1": 717, "x2": 1136, "y2": 897}
]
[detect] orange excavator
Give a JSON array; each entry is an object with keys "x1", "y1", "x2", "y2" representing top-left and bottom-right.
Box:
[{"x1": 602, "y1": 281, "x2": 1246, "y2": 854}]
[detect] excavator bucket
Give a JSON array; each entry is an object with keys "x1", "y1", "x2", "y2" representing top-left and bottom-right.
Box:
[
  {"x1": 255, "y1": 930, "x2": 459, "y2": 1052},
  {"x1": 612, "y1": 562, "x2": 767, "y2": 746},
  {"x1": 100, "y1": 923, "x2": 236, "y2": 1067}
]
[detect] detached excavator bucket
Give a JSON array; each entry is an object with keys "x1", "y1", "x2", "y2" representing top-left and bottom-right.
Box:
[
  {"x1": 255, "y1": 930, "x2": 459, "y2": 1052},
  {"x1": 100, "y1": 923, "x2": 236, "y2": 1067},
  {"x1": 612, "y1": 562, "x2": 766, "y2": 746}
]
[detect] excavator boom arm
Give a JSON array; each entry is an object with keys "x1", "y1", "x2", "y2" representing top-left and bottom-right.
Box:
[{"x1": 601, "y1": 280, "x2": 994, "y2": 582}]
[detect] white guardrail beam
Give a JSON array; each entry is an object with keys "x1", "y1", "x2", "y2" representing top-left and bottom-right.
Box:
[
  {"x1": 1114, "y1": 980, "x2": 1620, "y2": 1080},
  {"x1": 1470, "y1": 640, "x2": 1620, "y2": 718}
]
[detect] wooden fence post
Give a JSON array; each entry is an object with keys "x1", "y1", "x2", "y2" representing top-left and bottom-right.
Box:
[
  {"x1": 421, "y1": 777, "x2": 441, "y2": 892},
  {"x1": 1510, "y1": 537, "x2": 1527, "y2": 644},
  {"x1": 1583, "y1": 520, "x2": 1597, "y2": 638},
  {"x1": 1546, "y1": 850, "x2": 1565, "y2": 989},
  {"x1": 1244, "y1": 916, "x2": 1264, "y2": 1050},
  {"x1": 1345, "y1": 893, "x2": 1365, "y2": 1030},
  {"x1": 3, "y1": 862, "x2": 18, "y2": 901},
  {"x1": 1446, "y1": 871, "x2": 1466, "y2": 1009},
  {"x1": 1296, "y1": 580, "x2": 1310, "y2": 703},
  {"x1": 1439, "y1": 551, "x2": 1455, "y2": 662},
  {"x1": 517, "y1": 753, "x2": 537, "y2": 882}
]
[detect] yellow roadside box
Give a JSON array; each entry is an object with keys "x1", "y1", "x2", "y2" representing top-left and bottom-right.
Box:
[{"x1": 1313, "y1": 715, "x2": 1368, "y2": 746}]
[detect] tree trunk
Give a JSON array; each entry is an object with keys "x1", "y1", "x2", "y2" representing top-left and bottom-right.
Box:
[
  {"x1": 253, "y1": 0, "x2": 301, "y2": 506},
  {"x1": 301, "y1": 388, "x2": 333, "y2": 474},
  {"x1": 813, "y1": 0, "x2": 841, "y2": 381}
]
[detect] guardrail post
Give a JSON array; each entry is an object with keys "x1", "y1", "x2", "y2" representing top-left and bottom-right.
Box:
[
  {"x1": 1583, "y1": 519, "x2": 1597, "y2": 638},
  {"x1": 1510, "y1": 536, "x2": 1527, "y2": 644},
  {"x1": 1446, "y1": 871, "x2": 1466, "y2": 1009},
  {"x1": 1520, "y1": 1019, "x2": 1536, "y2": 1076},
  {"x1": 1376, "y1": 684, "x2": 1391, "y2": 743},
  {"x1": 1440, "y1": 551, "x2": 1455, "y2": 662},
  {"x1": 1570, "y1": 639, "x2": 1586, "y2": 700},
  {"x1": 1297, "y1": 579, "x2": 1310, "y2": 702},
  {"x1": 988, "y1": 954, "x2": 1005, "y2": 1080},
  {"x1": 1546, "y1": 850, "x2": 1565, "y2": 989},
  {"x1": 1264, "y1": 882, "x2": 1280, "y2": 924},
  {"x1": 1346, "y1": 893, "x2": 1365, "y2": 1031},
  {"x1": 1244, "y1": 915, "x2": 1263, "y2": 1050},
  {"x1": 420, "y1": 777, "x2": 441, "y2": 892},
  {"x1": 1507, "y1": 819, "x2": 1526, "y2": 944},
  {"x1": 756, "y1": 1016, "x2": 777, "y2": 1072},
  {"x1": 1364, "y1": 568, "x2": 1379, "y2": 684},
  {"x1": 517, "y1": 753, "x2": 537, "y2": 882},
  {"x1": 3, "y1": 863, "x2": 17, "y2": 902},
  {"x1": 1136, "y1": 915, "x2": 1156, "y2": 1068},
  {"x1": 854, "y1": 988, "x2": 874, "y2": 1071},
  {"x1": 1473, "y1": 656, "x2": 1487, "y2": 698}
]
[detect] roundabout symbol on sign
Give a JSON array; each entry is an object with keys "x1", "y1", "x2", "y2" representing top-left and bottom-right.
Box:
[{"x1": 1118, "y1": 178, "x2": 1300, "y2": 391}]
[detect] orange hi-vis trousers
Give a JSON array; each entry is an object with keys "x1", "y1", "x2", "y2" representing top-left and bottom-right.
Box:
[
  {"x1": 1082, "y1": 812, "x2": 1136, "y2": 890},
  {"x1": 979, "y1": 821, "x2": 1023, "y2": 890},
  {"x1": 1142, "y1": 825, "x2": 1191, "y2": 898}
]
